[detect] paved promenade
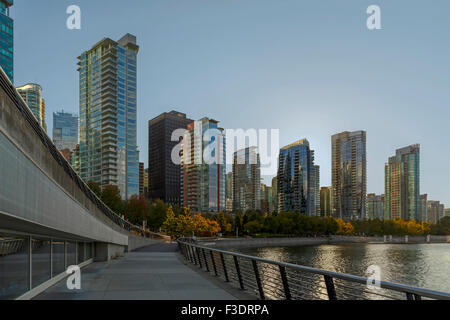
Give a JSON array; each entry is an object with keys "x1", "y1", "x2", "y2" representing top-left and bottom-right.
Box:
[{"x1": 35, "y1": 243, "x2": 237, "y2": 300}]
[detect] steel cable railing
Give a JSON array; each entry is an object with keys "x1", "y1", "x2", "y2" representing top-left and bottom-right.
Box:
[{"x1": 177, "y1": 238, "x2": 450, "y2": 301}]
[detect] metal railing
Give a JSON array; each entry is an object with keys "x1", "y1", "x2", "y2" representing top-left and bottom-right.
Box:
[{"x1": 177, "y1": 238, "x2": 450, "y2": 300}]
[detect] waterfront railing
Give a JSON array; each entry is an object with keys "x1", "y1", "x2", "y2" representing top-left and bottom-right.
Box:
[{"x1": 177, "y1": 238, "x2": 450, "y2": 300}]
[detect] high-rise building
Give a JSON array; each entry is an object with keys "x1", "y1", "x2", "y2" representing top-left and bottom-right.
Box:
[
  {"x1": 385, "y1": 144, "x2": 420, "y2": 221},
  {"x1": 320, "y1": 186, "x2": 332, "y2": 217},
  {"x1": 439, "y1": 204, "x2": 444, "y2": 221},
  {"x1": 0, "y1": 0, "x2": 13, "y2": 83},
  {"x1": 331, "y1": 131, "x2": 367, "y2": 221},
  {"x1": 312, "y1": 165, "x2": 320, "y2": 216},
  {"x1": 271, "y1": 176, "x2": 278, "y2": 215},
  {"x1": 427, "y1": 201, "x2": 442, "y2": 224},
  {"x1": 225, "y1": 172, "x2": 233, "y2": 201},
  {"x1": 366, "y1": 193, "x2": 385, "y2": 220},
  {"x1": 143, "y1": 168, "x2": 149, "y2": 199},
  {"x1": 139, "y1": 162, "x2": 144, "y2": 198},
  {"x1": 148, "y1": 111, "x2": 192, "y2": 205},
  {"x1": 420, "y1": 194, "x2": 428, "y2": 222},
  {"x1": 52, "y1": 110, "x2": 78, "y2": 152},
  {"x1": 78, "y1": 34, "x2": 139, "y2": 199},
  {"x1": 71, "y1": 144, "x2": 80, "y2": 173},
  {"x1": 278, "y1": 139, "x2": 317, "y2": 215},
  {"x1": 232, "y1": 147, "x2": 261, "y2": 213},
  {"x1": 181, "y1": 118, "x2": 226, "y2": 213},
  {"x1": 444, "y1": 208, "x2": 450, "y2": 218},
  {"x1": 260, "y1": 184, "x2": 271, "y2": 214},
  {"x1": 17, "y1": 83, "x2": 47, "y2": 131}
]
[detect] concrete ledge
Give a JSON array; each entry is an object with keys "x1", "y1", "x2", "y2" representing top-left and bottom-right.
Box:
[{"x1": 95, "y1": 243, "x2": 125, "y2": 262}]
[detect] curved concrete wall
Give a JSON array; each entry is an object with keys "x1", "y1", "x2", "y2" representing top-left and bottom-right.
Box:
[{"x1": 0, "y1": 75, "x2": 129, "y2": 246}]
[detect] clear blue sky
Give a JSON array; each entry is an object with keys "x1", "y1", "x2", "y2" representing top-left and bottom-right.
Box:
[{"x1": 13, "y1": 0, "x2": 450, "y2": 207}]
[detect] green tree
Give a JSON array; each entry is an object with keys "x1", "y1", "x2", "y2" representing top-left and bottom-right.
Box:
[
  {"x1": 87, "y1": 180, "x2": 102, "y2": 198},
  {"x1": 124, "y1": 195, "x2": 147, "y2": 225},
  {"x1": 101, "y1": 185, "x2": 123, "y2": 215},
  {"x1": 147, "y1": 199, "x2": 167, "y2": 231}
]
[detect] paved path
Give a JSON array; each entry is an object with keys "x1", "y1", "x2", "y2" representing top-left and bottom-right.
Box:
[{"x1": 34, "y1": 243, "x2": 237, "y2": 300}]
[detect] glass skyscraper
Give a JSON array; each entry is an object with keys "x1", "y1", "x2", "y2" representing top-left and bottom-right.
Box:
[
  {"x1": 52, "y1": 110, "x2": 78, "y2": 152},
  {"x1": 0, "y1": 0, "x2": 13, "y2": 83},
  {"x1": 331, "y1": 131, "x2": 367, "y2": 221},
  {"x1": 181, "y1": 118, "x2": 226, "y2": 213},
  {"x1": 277, "y1": 139, "x2": 317, "y2": 216},
  {"x1": 16, "y1": 83, "x2": 47, "y2": 132},
  {"x1": 232, "y1": 146, "x2": 261, "y2": 212},
  {"x1": 385, "y1": 144, "x2": 420, "y2": 221},
  {"x1": 78, "y1": 34, "x2": 139, "y2": 199}
]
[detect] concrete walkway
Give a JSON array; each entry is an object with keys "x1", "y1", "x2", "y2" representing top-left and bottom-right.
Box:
[{"x1": 34, "y1": 243, "x2": 237, "y2": 300}]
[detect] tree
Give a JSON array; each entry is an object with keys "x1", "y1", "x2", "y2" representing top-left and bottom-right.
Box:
[
  {"x1": 147, "y1": 199, "x2": 167, "y2": 231},
  {"x1": 124, "y1": 195, "x2": 147, "y2": 225},
  {"x1": 162, "y1": 206, "x2": 177, "y2": 236},
  {"x1": 87, "y1": 180, "x2": 102, "y2": 198},
  {"x1": 101, "y1": 185, "x2": 123, "y2": 214}
]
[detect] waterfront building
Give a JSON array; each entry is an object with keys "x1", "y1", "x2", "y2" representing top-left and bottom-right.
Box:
[
  {"x1": 331, "y1": 131, "x2": 367, "y2": 221},
  {"x1": 312, "y1": 165, "x2": 320, "y2": 216},
  {"x1": 320, "y1": 186, "x2": 332, "y2": 217},
  {"x1": 139, "y1": 162, "x2": 144, "y2": 198},
  {"x1": 420, "y1": 194, "x2": 428, "y2": 222},
  {"x1": 0, "y1": 0, "x2": 13, "y2": 83},
  {"x1": 52, "y1": 110, "x2": 78, "y2": 152},
  {"x1": 278, "y1": 139, "x2": 317, "y2": 215},
  {"x1": 78, "y1": 34, "x2": 139, "y2": 199},
  {"x1": 181, "y1": 118, "x2": 226, "y2": 213},
  {"x1": 271, "y1": 176, "x2": 278, "y2": 214},
  {"x1": 385, "y1": 145, "x2": 420, "y2": 221},
  {"x1": 444, "y1": 208, "x2": 450, "y2": 218},
  {"x1": 148, "y1": 111, "x2": 192, "y2": 205},
  {"x1": 366, "y1": 193, "x2": 385, "y2": 220},
  {"x1": 17, "y1": 83, "x2": 46, "y2": 131},
  {"x1": 260, "y1": 183, "x2": 272, "y2": 214},
  {"x1": 427, "y1": 201, "x2": 442, "y2": 224},
  {"x1": 232, "y1": 147, "x2": 261, "y2": 212}
]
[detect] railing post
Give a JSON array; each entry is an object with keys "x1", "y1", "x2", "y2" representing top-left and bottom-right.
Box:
[
  {"x1": 252, "y1": 260, "x2": 265, "y2": 300},
  {"x1": 210, "y1": 251, "x2": 218, "y2": 276},
  {"x1": 279, "y1": 266, "x2": 291, "y2": 300},
  {"x1": 324, "y1": 275, "x2": 337, "y2": 300},
  {"x1": 196, "y1": 248, "x2": 203, "y2": 269},
  {"x1": 234, "y1": 256, "x2": 245, "y2": 290},
  {"x1": 221, "y1": 253, "x2": 229, "y2": 282},
  {"x1": 190, "y1": 245, "x2": 197, "y2": 265},
  {"x1": 202, "y1": 248, "x2": 210, "y2": 272}
]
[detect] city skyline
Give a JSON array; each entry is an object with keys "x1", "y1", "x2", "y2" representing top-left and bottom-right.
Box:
[{"x1": 12, "y1": 1, "x2": 450, "y2": 207}]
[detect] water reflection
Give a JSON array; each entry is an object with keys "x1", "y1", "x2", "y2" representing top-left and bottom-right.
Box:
[{"x1": 234, "y1": 243, "x2": 450, "y2": 294}]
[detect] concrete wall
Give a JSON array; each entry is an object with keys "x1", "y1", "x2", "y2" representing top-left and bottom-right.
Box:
[
  {"x1": 0, "y1": 71, "x2": 147, "y2": 249},
  {"x1": 127, "y1": 234, "x2": 160, "y2": 252}
]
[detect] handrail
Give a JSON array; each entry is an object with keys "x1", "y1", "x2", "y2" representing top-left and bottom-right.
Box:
[
  {"x1": 177, "y1": 238, "x2": 450, "y2": 300},
  {"x1": 0, "y1": 67, "x2": 150, "y2": 238}
]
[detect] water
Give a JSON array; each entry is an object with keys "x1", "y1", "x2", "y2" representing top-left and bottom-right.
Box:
[{"x1": 232, "y1": 243, "x2": 450, "y2": 295}]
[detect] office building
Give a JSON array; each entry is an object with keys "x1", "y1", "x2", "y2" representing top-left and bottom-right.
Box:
[
  {"x1": 312, "y1": 165, "x2": 320, "y2": 216},
  {"x1": 320, "y1": 186, "x2": 332, "y2": 217},
  {"x1": 139, "y1": 162, "x2": 144, "y2": 198},
  {"x1": 420, "y1": 194, "x2": 428, "y2": 222},
  {"x1": 0, "y1": 0, "x2": 13, "y2": 83},
  {"x1": 427, "y1": 201, "x2": 442, "y2": 224},
  {"x1": 271, "y1": 176, "x2": 278, "y2": 215},
  {"x1": 331, "y1": 131, "x2": 367, "y2": 221},
  {"x1": 52, "y1": 110, "x2": 78, "y2": 152},
  {"x1": 385, "y1": 145, "x2": 420, "y2": 221},
  {"x1": 232, "y1": 146, "x2": 261, "y2": 212},
  {"x1": 278, "y1": 139, "x2": 317, "y2": 215},
  {"x1": 17, "y1": 83, "x2": 47, "y2": 131},
  {"x1": 366, "y1": 193, "x2": 385, "y2": 220},
  {"x1": 181, "y1": 118, "x2": 226, "y2": 213},
  {"x1": 78, "y1": 34, "x2": 139, "y2": 199},
  {"x1": 148, "y1": 111, "x2": 192, "y2": 205}
]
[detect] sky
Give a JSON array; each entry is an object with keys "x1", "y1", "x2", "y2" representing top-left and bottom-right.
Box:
[{"x1": 12, "y1": 0, "x2": 450, "y2": 207}]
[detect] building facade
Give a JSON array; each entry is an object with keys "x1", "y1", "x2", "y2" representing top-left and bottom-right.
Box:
[
  {"x1": 444, "y1": 208, "x2": 450, "y2": 218},
  {"x1": 320, "y1": 186, "x2": 332, "y2": 217},
  {"x1": 0, "y1": 0, "x2": 13, "y2": 83},
  {"x1": 232, "y1": 147, "x2": 261, "y2": 213},
  {"x1": 52, "y1": 111, "x2": 78, "y2": 152},
  {"x1": 78, "y1": 34, "x2": 139, "y2": 199},
  {"x1": 312, "y1": 165, "x2": 320, "y2": 216},
  {"x1": 181, "y1": 118, "x2": 226, "y2": 213},
  {"x1": 366, "y1": 193, "x2": 385, "y2": 220},
  {"x1": 271, "y1": 176, "x2": 278, "y2": 215},
  {"x1": 427, "y1": 201, "x2": 442, "y2": 224},
  {"x1": 331, "y1": 131, "x2": 367, "y2": 221},
  {"x1": 260, "y1": 184, "x2": 272, "y2": 214},
  {"x1": 139, "y1": 162, "x2": 144, "y2": 198},
  {"x1": 385, "y1": 145, "x2": 420, "y2": 221},
  {"x1": 278, "y1": 139, "x2": 317, "y2": 215},
  {"x1": 420, "y1": 194, "x2": 428, "y2": 223},
  {"x1": 148, "y1": 111, "x2": 192, "y2": 205},
  {"x1": 17, "y1": 83, "x2": 46, "y2": 132}
]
